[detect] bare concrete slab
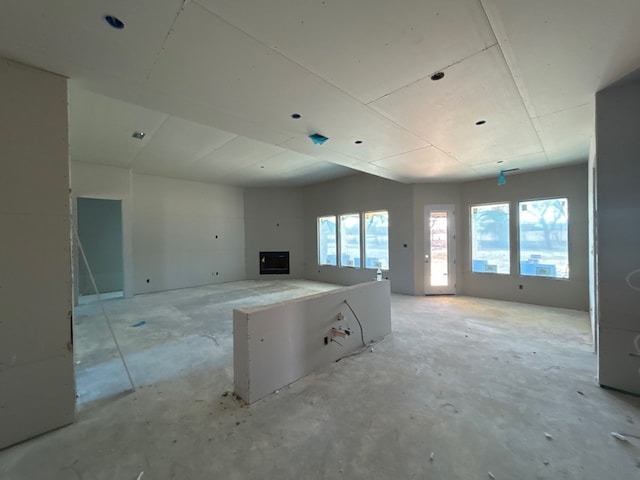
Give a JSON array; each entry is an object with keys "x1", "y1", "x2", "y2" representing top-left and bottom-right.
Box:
[{"x1": 1, "y1": 281, "x2": 639, "y2": 480}]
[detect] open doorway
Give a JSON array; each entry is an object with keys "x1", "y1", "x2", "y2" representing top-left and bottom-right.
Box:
[{"x1": 76, "y1": 197, "x2": 124, "y2": 304}]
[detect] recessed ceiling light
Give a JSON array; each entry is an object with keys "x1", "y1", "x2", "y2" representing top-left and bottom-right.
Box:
[
  {"x1": 291, "y1": 113, "x2": 301, "y2": 119},
  {"x1": 475, "y1": 120, "x2": 486, "y2": 126},
  {"x1": 104, "y1": 15, "x2": 125, "y2": 30},
  {"x1": 497, "y1": 160, "x2": 504, "y2": 164},
  {"x1": 132, "y1": 131, "x2": 146, "y2": 140},
  {"x1": 431, "y1": 71, "x2": 445, "y2": 81},
  {"x1": 355, "y1": 140, "x2": 363, "y2": 145}
]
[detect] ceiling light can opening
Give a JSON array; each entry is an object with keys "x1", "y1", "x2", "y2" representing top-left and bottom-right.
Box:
[
  {"x1": 475, "y1": 120, "x2": 486, "y2": 125},
  {"x1": 105, "y1": 15, "x2": 125, "y2": 29},
  {"x1": 355, "y1": 140, "x2": 363, "y2": 145},
  {"x1": 291, "y1": 113, "x2": 301, "y2": 119},
  {"x1": 132, "y1": 131, "x2": 146, "y2": 140},
  {"x1": 431, "y1": 71, "x2": 445, "y2": 81}
]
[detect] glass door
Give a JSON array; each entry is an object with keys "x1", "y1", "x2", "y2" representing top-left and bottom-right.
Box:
[{"x1": 424, "y1": 205, "x2": 456, "y2": 295}]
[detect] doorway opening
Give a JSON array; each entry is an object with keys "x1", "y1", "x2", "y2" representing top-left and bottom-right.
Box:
[
  {"x1": 76, "y1": 197, "x2": 124, "y2": 303},
  {"x1": 424, "y1": 205, "x2": 456, "y2": 295}
]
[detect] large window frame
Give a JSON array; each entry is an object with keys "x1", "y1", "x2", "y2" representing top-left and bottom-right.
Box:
[
  {"x1": 363, "y1": 210, "x2": 389, "y2": 270},
  {"x1": 317, "y1": 210, "x2": 391, "y2": 270},
  {"x1": 339, "y1": 213, "x2": 361, "y2": 268},
  {"x1": 317, "y1": 215, "x2": 337, "y2": 266},
  {"x1": 470, "y1": 202, "x2": 510, "y2": 275},
  {"x1": 518, "y1": 197, "x2": 569, "y2": 279}
]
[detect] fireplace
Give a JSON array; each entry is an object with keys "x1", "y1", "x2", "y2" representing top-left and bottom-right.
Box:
[{"x1": 259, "y1": 251, "x2": 290, "y2": 275}]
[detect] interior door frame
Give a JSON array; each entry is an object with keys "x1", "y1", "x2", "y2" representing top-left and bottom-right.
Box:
[
  {"x1": 74, "y1": 196, "x2": 127, "y2": 305},
  {"x1": 424, "y1": 204, "x2": 456, "y2": 295}
]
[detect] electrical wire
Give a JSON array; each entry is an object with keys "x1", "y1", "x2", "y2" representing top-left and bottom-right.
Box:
[{"x1": 344, "y1": 299, "x2": 366, "y2": 347}]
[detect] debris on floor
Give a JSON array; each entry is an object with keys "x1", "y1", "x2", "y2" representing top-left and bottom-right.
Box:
[
  {"x1": 611, "y1": 432, "x2": 628, "y2": 442},
  {"x1": 131, "y1": 321, "x2": 146, "y2": 328}
]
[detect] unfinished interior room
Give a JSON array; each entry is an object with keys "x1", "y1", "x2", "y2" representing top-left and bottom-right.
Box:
[{"x1": 1, "y1": 1, "x2": 640, "y2": 479}]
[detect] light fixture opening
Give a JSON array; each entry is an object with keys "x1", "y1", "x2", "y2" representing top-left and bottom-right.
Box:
[
  {"x1": 105, "y1": 15, "x2": 125, "y2": 30},
  {"x1": 475, "y1": 120, "x2": 486, "y2": 126},
  {"x1": 431, "y1": 71, "x2": 445, "y2": 81},
  {"x1": 291, "y1": 113, "x2": 301, "y2": 119},
  {"x1": 355, "y1": 140, "x2": 363, "y2": 145},
  {"x1": 132, "y1": 131, "x2": 146, "y2": 140}
]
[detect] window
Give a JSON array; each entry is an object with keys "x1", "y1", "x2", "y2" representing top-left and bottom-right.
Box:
[
  {"x1": 317, "y1": 215, "x2": 337, "y2": 265},
  {"x1": 364, "y1": 210, "x2": 389, "y2": 269},
  {"x1": 519, "y1": 198, "x2": 569, "y2": 279},
  {"x1": 339, "y1": 213, "x2": 361, "y2": 267},
  {"x1": 471, "y1": 203, "x2": 510, "y2": 274}
]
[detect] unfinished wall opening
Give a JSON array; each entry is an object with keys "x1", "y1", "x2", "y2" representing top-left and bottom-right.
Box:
[{"x1": 77, "y1": 197, "x2": 124, "y2": 303}]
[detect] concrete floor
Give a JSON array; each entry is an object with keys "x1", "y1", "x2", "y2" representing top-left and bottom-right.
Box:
[{"x1": 1, "y1": 280, "x2": 639, "y2": 479}]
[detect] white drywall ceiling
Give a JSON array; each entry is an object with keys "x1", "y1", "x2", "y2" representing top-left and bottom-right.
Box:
[{"x1": 1, "y1": 0, "x2": 639, "y2": 186}]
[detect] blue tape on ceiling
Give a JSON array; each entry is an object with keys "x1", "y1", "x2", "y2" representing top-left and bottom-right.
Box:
[{"x1": 309, "y1": 133, "x2": 329, "y2": 145}]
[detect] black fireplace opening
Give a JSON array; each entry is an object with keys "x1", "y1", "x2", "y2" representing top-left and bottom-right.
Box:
[{"x1": 260, "y1": 251, "x2": 290, "y2": 275}]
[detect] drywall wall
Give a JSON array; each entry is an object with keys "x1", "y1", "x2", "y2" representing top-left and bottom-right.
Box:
[
  {"x1": 70, "y1": 162, "x2": 134, "y2": 299},
  {"x1": 0, "y1": 57, "x2": 75, "y2": 449},
  {"x1": 77, "y1": 198, "x2": 124, "y2": 294},
  {"x1": 460, "y1": 164, "x2": 589, "y2": 311},
  {"x1": 595, "y1": 72, "x2": 640, "y2": 395},
  {"x1": 412, "y1": 183, "x2": 463, "y2": 295},
  {"x1": 588, "y1": 137, "x2": 598, "y2": 351},
  {"x1": 71, "y1": 165, "x2": 246, "y2": 296},
  {"x1": 234, "y1": 280, "x2": 391, "y2": 403},
  {"x1": 132, "y1": 174, "x2": 245, "y2": 293},
  {"x1": 244, "y1": 187, "x2": 304, "y2": 279},
  {"x1": 302, "y1": 173, "x2": 415, "y2": 294}
]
